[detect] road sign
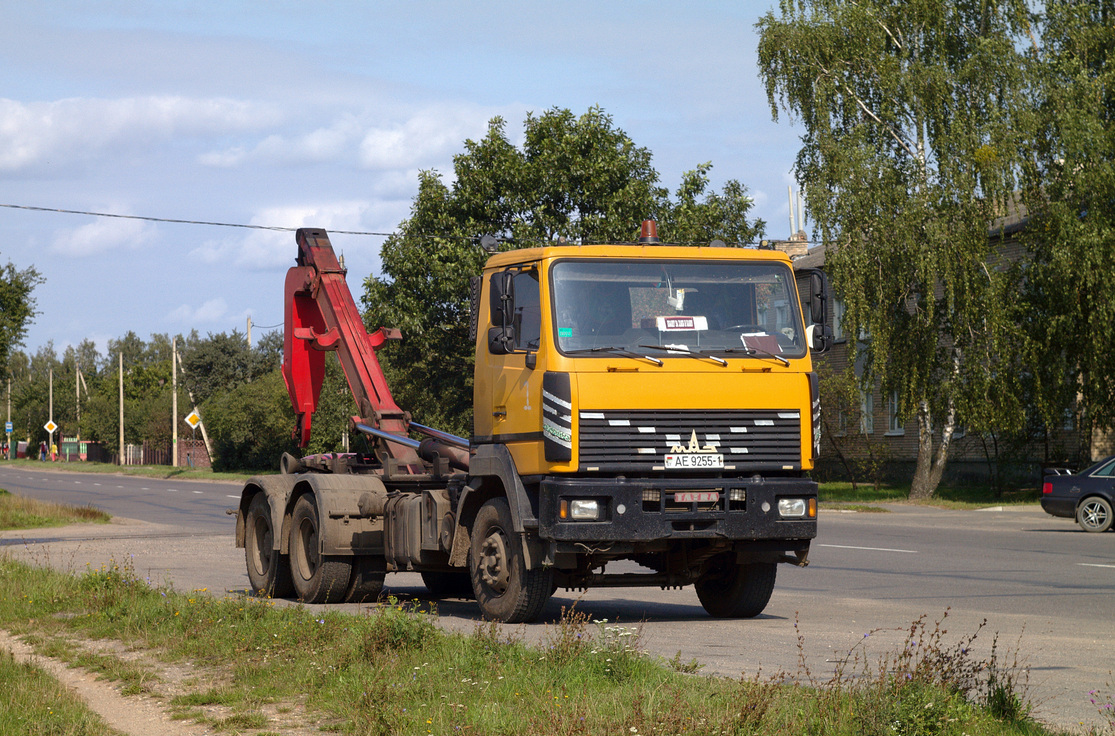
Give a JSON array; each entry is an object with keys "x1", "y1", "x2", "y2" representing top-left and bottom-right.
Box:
[
  {"x1": 4, "y1": 422, "x2": 11, "y2": 433},
  {"x1": 185, "y1": 410, "x2": 201, "y2": 429},
  {"x1": 44, "y1": 420, "x2": 58, "y2": 433}
]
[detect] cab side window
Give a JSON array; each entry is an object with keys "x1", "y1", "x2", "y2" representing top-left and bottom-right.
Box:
[{"x1": 512, "y1": 270, "x2": 541, "y2": 350}]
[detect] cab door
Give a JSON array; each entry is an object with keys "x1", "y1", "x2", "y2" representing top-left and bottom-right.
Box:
[{"x1": 474, "y1": 267, "x2": 545, "y2": 467}]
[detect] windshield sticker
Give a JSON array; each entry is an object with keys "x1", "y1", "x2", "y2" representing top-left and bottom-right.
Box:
[
  {"x1": 656, "y1": 315, "x2": 709, "y2": 332},
  {"x1": 742, "y1": 333, "x2": 782, "y2": 354},
  {"x1": 558, "y1": 327, "x2": 573, "y2": 337}
]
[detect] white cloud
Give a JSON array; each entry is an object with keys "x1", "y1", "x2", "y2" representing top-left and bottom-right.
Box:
[
  {"x1": 167, "y1": 297, "x2": 229, "y2": 325},
  {"x1": 0, "y1": 96, "x2": 281, "y2": 172},
  {"x1": 199, "y1": 116, "x2": 363, "y2": 168},
  {"x1": 189, "y1": 201, "x2": 376, "y2": 271},
  {"x1": 50, "y1": 215, "x2": 157, "y2": 257},
  {"x1": 358, "y1": 107, "x2": 491, "y2": 171},
  {"x1": 196, "y1": 104, "x2": 496, "y2": 173}
]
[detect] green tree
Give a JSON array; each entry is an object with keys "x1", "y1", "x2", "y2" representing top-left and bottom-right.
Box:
[
  {"x1": 1018, "y1": 0, "x2": 1115, "y2": 458},
  {"x1": 363, "y1": 106, "x2": 764, "y2": 436},
  {"x1": 0, "y1": 259, "x2": 43, "y2": 379},
  {"x1": 203, "y1": 370, "x2": 298, "y2": 471},
  {"x1": 758, "y1": 0, "x2": 1032, "y2": 497},
  {"x1": 179, "y1": 330, "x2": 274, "y2": 405}
]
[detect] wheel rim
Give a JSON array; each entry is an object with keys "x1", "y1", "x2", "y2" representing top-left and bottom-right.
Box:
[
  {"x1": 294, "y1": 517, "x2": 319, "y2": 581},
  {"x1": 249, "y1": 515, "x2": 272, "y2": 577},
  {"x1": 1081, "y1": 501, "x2": 1110, "y2": 530},
  {"x1": 478, "y1": 527, "x2": 511, "y2": 595}
]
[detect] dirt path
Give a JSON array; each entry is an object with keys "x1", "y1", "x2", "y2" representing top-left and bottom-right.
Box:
[{"x1": 0, "y1": 630, "x2": 211, "y2": 736}]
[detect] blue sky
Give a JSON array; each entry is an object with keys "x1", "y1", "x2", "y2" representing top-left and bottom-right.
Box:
[{"x1": 1, "y1": 1, "x2": 804, "y2": 358}]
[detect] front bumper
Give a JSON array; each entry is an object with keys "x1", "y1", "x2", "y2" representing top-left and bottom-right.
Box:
[{"x1": 538, "y1": 475, "x2": 817, "y2": 543}]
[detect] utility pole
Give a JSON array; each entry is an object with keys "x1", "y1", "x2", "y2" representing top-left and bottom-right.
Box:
[
  {"x1": 48, "y1": 366, "x2": 54, "y2": 460},
  {"x1": 172, "y1": 336, "x2": 178, "y2": 467},
  {"x1": 75, "y1": 364, "x2": 88, "y2": 441},
  {"x1": 118, "y1": 352, "x2": 124, "y2": 466},
  {"x1": 6, "y1": 377, "x2": 10, "y2": 460},
  {"x1": 174, "y1": 343, "x2": 213, "y2": 462}
]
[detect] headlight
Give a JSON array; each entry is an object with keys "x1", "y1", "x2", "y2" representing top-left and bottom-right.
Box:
[
  {"x1": 560, "y1": 499, "x2": 602, "y2": 521},
  {"x1": 778, "y1": 498, "x2": 814, "y2": 518}
]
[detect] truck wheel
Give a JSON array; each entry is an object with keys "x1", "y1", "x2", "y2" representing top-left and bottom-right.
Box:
[
  {"x1": 695, "y1": 559, "x2": 777, "y2": 618},
  {"x1": 290, "y1": 494, "x2": 353, "y2": 604},
  {"x1": 469, "y1": 498, "x2": 552, "y2": 623},
  {"x1": 421, "y1": 571, "x2": 475, "y2": 600},
  {"x1": 345, "y1": 556, "x2": 386, "y2": 603},
  {"x1": 245, "y1": 493, "x2": 293, "y2": 598}
]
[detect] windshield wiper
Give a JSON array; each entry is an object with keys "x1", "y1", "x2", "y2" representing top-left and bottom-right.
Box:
[
  {"x1": 565, "y1": 346, "x2": 664, "y2": 366},
  {"x1": 721, "y1": 346, "x2": 791, "y2": 367},
  {"x1": 637, "y1": 344, "x2": 728, "y2": 367}
]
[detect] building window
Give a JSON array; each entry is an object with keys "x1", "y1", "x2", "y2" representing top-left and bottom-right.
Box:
[
  {"x1": 833, "y1": 298, "x2": 846, "y2": 342},
  {"x1": 860, "y1": 391, "x2": 874, "y2": 434},
  {"x1": 887, "y1": 391, "x2": 904, "y2": 435}
]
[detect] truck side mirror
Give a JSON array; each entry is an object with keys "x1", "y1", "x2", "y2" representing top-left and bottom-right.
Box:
[
  {"x1": 488, "y1": 271, "x2": 516, "y2": 354},
  {"x1": 803, "y1": 269, "x2": 833, "y2": 353},
  {"x1": 489, "y1": 271, "x2": 514, "y2": 327},
  {"x1": 488, "y1": 326, "x2": 516, "y2": 354}
]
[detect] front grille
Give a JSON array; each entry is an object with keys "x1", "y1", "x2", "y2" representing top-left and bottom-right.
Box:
[{"x1": 578, "y1": 409, "x2": 801, "y2": 473}]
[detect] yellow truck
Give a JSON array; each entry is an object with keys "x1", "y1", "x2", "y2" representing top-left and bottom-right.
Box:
[{"x1": 236, "y1": 223, "x2": 830, "y2": 622}]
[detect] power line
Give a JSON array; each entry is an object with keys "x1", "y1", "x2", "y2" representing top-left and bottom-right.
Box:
[
  {"x1": 0, "y1": 203, "x2": 397, "y2": 237},
  {"x1": 1, "y1": 201, "x2": 806, "y2": 247}
]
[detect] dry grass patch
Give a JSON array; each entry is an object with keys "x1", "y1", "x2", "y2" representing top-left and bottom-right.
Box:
[{"x1": 0, "y1": 488, "x2": 109, "y2": 530}]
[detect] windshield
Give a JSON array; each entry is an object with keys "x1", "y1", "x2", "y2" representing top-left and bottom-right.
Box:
[{"x1": 550, "y1": 259, "x2": 806, "y2": 359}]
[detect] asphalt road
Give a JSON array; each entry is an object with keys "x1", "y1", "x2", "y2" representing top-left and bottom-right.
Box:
[{"x1": 2, "y1": 464, "x2": 1112, "y2": 732}]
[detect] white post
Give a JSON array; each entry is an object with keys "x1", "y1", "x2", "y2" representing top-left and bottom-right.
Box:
[
  {"x1": 118, "y1": 352, "x2": 124, "y2": 466},
  {"x1": 48, "y1": 366, "x2": 54, "y2": 460},
  {"x1": 172, "y1": 337, "x2": 178, "y2": 467}
]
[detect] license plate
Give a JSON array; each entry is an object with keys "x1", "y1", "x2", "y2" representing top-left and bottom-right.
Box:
[
  {"x1": 664, "y1": 453, "x2": 724, "y2": 469},
  {"x1": 674, "y1": 491, "x2": 720, "y2": 503}
]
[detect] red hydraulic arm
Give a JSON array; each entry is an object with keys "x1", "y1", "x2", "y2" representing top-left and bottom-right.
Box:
[{"x1": 281, "y1": 228, "x2": 423, "y2": 468}]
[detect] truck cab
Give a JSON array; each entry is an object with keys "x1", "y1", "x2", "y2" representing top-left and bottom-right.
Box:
[{"x1": 466, "y1": 237, "x2": 823, "y2": 620}]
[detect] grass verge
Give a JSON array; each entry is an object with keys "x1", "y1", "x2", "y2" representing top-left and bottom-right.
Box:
[
  {"x1": 0, "y1": 488, "x2": 110, "y2": 530},
  {"x1": 0, "y1": 555, "x2": 1088, "y2": 736},
  {"x1": 0, "y1": 457, "x2": 255, "y2": 483},
  {"x1": 820, "y1": 480, "x2": 1042, "y2": 509}
]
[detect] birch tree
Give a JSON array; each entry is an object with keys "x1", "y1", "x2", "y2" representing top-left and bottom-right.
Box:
[{"x1": 758, "y1": 0, "x2": 1032, "y2": 497}]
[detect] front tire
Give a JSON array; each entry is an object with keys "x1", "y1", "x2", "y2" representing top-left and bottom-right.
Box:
[
  {"x1": 695, "y1": 559, "x2": 777, "y2": 618},
  {"x1": 245, "y1": 493, "x2": 293, "y2": 598},
  {"x1": 469, "y1": 498, "x2": 552, "y2": 623},
  {"x1": 1077, "y1": 496, "x2": 1113, "y2": 533},
  {"x1": 290, "y1": 494, "x2": 353, "y2": 603}
]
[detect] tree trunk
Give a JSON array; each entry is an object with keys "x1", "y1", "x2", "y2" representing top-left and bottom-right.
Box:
[
  {"x1": 910, "y1": 401, "x2": 935, "y2": 499},
  {"x1": 910, "y1": 398, "x2": 957, "y2": 499}
]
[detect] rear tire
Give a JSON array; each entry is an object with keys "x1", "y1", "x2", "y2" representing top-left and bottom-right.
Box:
[
  {"x1": 1077, "y1": 496, "x2": 1113, "y2": 533},
  {"x1": 469, "y1": 498, "x2": 552, "y2": 623},
  {"x1": 421, "y1": 570, "x2": 475, "y2": 600},
  {"x1": 245, "y1": 493, "x2": 293, "y2": 598},
  {"x1": 346, "y1": 555, "x2": 386, "y2": 603},
  {"x1": 290, "y1": 494, "x2": 353, "y2": 603},
  {"x1": 695, "y1": 558, "x2": 777, "y2": 618}
]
